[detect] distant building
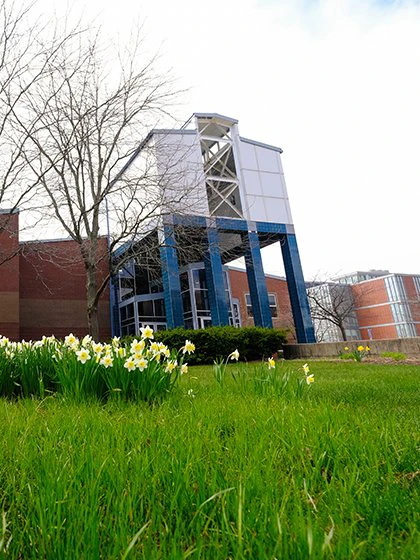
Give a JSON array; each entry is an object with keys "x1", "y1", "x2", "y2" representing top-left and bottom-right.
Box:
[
  {"x1": 333, "y1": 270, "x2": 390, "y2": 285},
  {"x1": 308, "y1": 270, "x2": 420, "y2": 342},
  {"x1": 353, "y1": 273, "x2": 420, "y2": 339}
]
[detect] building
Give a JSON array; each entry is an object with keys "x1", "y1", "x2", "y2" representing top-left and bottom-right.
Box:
[
  {"x1": 333, "y1": 270, "x2": 390, "y2": 285},
  {"x1": 308, "y1": 270, "x2": 420, "y2": 342},
  {"x1": 0, "y1": 113, "x2": 314, "y2": 342},
  {"x1": 0, "y1": 210, "x2": 111, "y2": 341},
  {"x1": 113, "y1": 113, "x2": 315, "y2": 343},
  {"x1": 353, "y1": 273, "x2": 420, "y2": 339}
]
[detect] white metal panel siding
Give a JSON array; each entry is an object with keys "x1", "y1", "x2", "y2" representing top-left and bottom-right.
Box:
[
  {"x1": 154, "y1": 132, "x2": 209, "y2": 216},
  {"x1": 237, "y1": 140, "x2": 293, "y2": 225}
]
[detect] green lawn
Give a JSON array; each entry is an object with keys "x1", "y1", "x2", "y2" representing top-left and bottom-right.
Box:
[{"x1": 0, "y1": 361, "x2": 419, "y2": 559}]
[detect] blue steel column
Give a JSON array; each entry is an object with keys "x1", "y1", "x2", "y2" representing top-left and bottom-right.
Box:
[
  {"x1": 280, "y1": 234, "x2": 315, "y2": 343},
  {"x1": 204, "y1": 227, "x2": 230, "y2": 326},
  {"x1": 109, "y1": 274, "x2": 120, "y2": 337},
  {"x1": 160, "y1": 225, "x2": 184, "y2": 328},
  {"x1": 244, "y1": 229, "x2": 273, "y2": 328}
]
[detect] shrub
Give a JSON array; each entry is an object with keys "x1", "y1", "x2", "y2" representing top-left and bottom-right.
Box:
[
  {"x1": 381, "y1": 351, "x2": 407, "y2": 362},
  {"x1": 123, "y1": 326, "x2": 288, "y2": 365}
]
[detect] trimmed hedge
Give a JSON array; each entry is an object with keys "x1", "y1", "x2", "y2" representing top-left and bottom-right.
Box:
[{"x1": 123, "y1": 326, "x2": 288, "y2": 365}]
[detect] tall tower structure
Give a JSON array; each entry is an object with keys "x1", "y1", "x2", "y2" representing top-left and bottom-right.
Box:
[{"x1": 114, "y1": 113, "x2": 315, "y2": 343}]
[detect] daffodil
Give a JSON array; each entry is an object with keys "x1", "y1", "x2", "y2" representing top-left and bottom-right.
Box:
[
  {"x1": 131, "y1": 339, "x2": 145, "y2": 354},
  {"x1": 92, "y1": 342, "x2": 103, "y2": 355},
  {"x1": 303, "y1": 363, "x2": 310, "y2": 375},
  {"x1": 135, "y1": 357, "x2": 148, "y2": 371},
  {"x1": 112, "y1": 336, "x2": 120, "y2": 347},
  {"x1": 229, "y1": 349, "x2": 240, "y2": 361},
  {"x1": 365, "y1": 345, "x2": 370, "y2": 352},
  {"x1": 150, "y1": 342, "x2": 160, "y2": 354},
  {"x1": 124, "y1": 358, "x2": 136, "y2": 371},
  {"x1": 101, "y1": 354, "x2": 113, "y2": 368},
  {"x1": 357, "y1": 345, "x2": 364, "y2": 352},
  {"x1": 82, "y1": 334, "x2": 92, "y2": 347},
  {"x1": 65, "y1": 333, "x2": 78, "y2": 347},
  {"x1": 76, "y1": 348, "x2": 90, "y2": 364},
  {"x1": 118, "y1": 347, "x2": 126, "y2": 358},
  {"x1": 181, "y1": 363, "x2": 188, "y2": 375},
  {"x1": 306, "y1": 374, "x2": 315, "y2": 385},
  {"x1": 182, "y1": 340, "x2": 195, "y2": 354},
  {"x1": 140, "y1": 325, "x2": 154, "y2": 339},
  {"x1": 268, "y1": 357, "x2": 275, "y2": 369},
  {"x1": 344, "y1": 346, "x2": 349, "y2": 351},
  {"x1": 165, "y1": 360, "x2": 178, "y2": 373}
]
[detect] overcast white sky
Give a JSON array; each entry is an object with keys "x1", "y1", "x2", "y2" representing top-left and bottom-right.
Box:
[{"x1": 38, "y1": 0, "x2": 420, "y2": 280}]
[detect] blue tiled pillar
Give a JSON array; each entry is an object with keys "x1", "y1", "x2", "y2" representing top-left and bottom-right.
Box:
[
  {"x1": 109, "y1": 274, "x2": 120, "y2": 337},
  {"x1": 160, "y1": 225, "x2": 184, "y2": 328},
  {"x1": 280, "y1": 234, "x2": 315, "y2": 343},
  {"x1": 244, "y1": 230, "x2": 273, "y2": 328},
  {"x1": 204, "y1": 227, "x2": 230, "y2": 326}
]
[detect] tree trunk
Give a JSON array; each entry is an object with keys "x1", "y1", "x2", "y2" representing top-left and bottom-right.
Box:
[
  {"x1": 86, "y1": 266, "x2": 100, "y2": 341},
  {"x1": 338, "y1": 323, "x2": 347, "y2": 341}
]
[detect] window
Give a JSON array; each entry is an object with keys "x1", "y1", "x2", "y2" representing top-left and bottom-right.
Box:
[
  {"x1": 245, "y1": 294, "x2": 253, "y2": 316},
  {"x1": 396, "y1": 323, "x2": 416, "y2": 338},
  {"x1": 245, "y1": 293, "x2": 277, "y2": 317},
  {"x1": 385, "y1": 275, "x2": 406, "y2": 302},
  {"x1": 268, "y1": 294, "x2": 278, "y2": 317}
]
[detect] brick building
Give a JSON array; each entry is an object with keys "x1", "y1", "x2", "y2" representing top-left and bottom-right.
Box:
[
  {"x1": 310, "y1": 270, "x2": 420, "y2": 342},
  {"x1": 352, "y1": 273, "x2": 420, "y2": 339},
  {"x1": 227, "y1": 266, "x2": 293, "y2": 334},
  {"x1": 0, "y1": 211, "x2": 111, "y2": 341}
]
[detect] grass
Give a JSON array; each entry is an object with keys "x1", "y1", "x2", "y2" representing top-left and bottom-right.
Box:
[{"x1": 0, "y1": 360, "x2": 419, "y2": 559}]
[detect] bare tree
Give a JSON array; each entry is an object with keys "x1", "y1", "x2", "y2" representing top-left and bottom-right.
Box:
[
  {"x1": 307, "y1": 281, "x2": 358, "y2": 342},
  {"x1": 12, "y1": 27, "x2": 202, "y2": 339},
  {"x1": 0, "y1": 0, "x2": 83, "y2": 265}
]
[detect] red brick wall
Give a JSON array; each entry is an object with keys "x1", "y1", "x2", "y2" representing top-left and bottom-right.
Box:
[
  {"x1": 352, "y1": 278, "x2": 388, "y2": 307},
  {"x1": 0, "y1": 212, "x2": 20, "y2": 339},
  {"x1": 19, "y1": 238, "x2": 111, "y2": 340},
  {"x1": 228, "y1": 268, "x2": 295, "y2": 338},
  {"x1": 359, "y1": 324, "x2": 397, "y2": 340},
  {"x1": 352, "y1": 278, "x2": 395, "y2": 340}
]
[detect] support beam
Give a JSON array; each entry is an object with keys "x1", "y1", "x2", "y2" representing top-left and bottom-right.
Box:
[
  {"x1": 204, "y1": 227, "x2": 230, "y2": 326},
  {"x1": 244, "y1": 230, "x2": 273, "y2": 328},
  {"x1": 280, "y1": 234, "x2": 315, "y2": 343},
  {"x1": 160, "y1": 225, "x2": 184, "y2": 328}
]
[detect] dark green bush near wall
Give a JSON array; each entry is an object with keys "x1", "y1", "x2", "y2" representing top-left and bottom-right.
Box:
[{"x1": 123, "y1": 326, "x2": 288, "y2": 365}]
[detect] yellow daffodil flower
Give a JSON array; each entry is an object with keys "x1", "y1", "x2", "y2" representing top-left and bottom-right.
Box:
[
  {"x1": 182, "y1": 340, "x2": 195, "y2": 354},
  {"x1": 131, "y1": 339, "x2": 145, "y2": 354},
  {"x1": 101, "y1": 354, "x2": 113, "y2": 368},
  {"x1": 140, "y1": 325, "x2": 154, "y2": 339},
  {"x1": 135, "y1": 357, "x2": 148, "y2": 371},
  {"x1": 76, "y1": 348, "x2": 90, "y2": 364},
  {"x1": 181, "y1": 363, "x2": 188, "y2": 375},
  {"x1": 365, "y1": 345, "x2": 370, "y2": 352},
  {"x1": 357, "y1": 345, "x2": 364, "y2": 352},
  {"x1": 165, "y1": 360, "x2": 178, "y2": 373},
  {"x1": 303, "y1": 363, "x2": 310, "y2": 374},
  {"x1": 124, "y1": 358, "x2": 136, "y2": 371},
  {"x1": 268, "y1": 357, "x2": 275, "y2": 369},
  {"x1": 306, "y1": 374, "x2": 315, "y2": 385},
  {"x1": 65, "y1": 333, "x2": 78, "y2": 347},
  {"x1": 229, "y1": 349, "x2": 240, "y2": 361}
]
